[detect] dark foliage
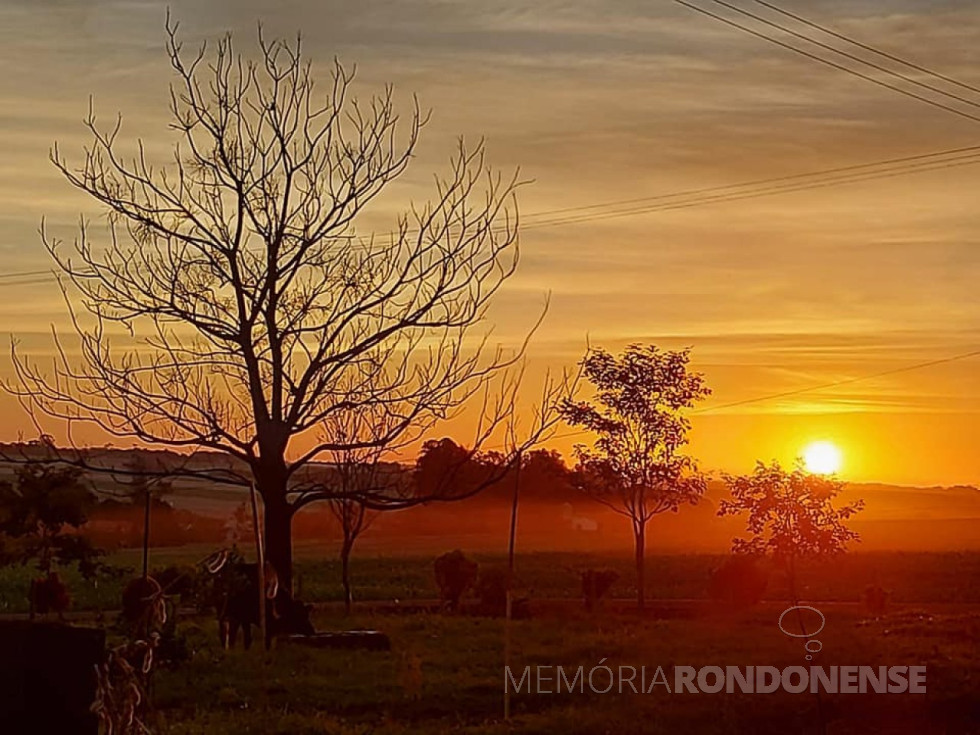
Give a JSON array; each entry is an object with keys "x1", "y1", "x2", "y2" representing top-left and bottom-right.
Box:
[
  {"x1": 581, "y1": 568, "x2": 619, "y2": 611},
  {"x1": 707, "y1": 555, "x2": 769, "y2": 608},
  {"x1": 434, "y1": 549, "x2": 479, "y2": 611}
]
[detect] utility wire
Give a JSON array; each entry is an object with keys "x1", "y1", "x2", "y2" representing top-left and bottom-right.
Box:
[
  {"x1": 706, "y1": 0, "x2": 980, "y2": 110},
  {"x1": 522, "y1": 153, "x2": 980, "y2": 229},
  {"x1": 0, "y1": 269, "x2": 54, "y2": 280},
  {"x1": 523, "y1": 143, "x2": 980, "y2": 220},
  {"x1": 752, "y1": 0, "x2": 980, "y2": 96},
  {"x1": 693, "y1": 348, "x2": 980, "y2": 414},
  {"x1": 674, "y1": 0, "x2": 980, "y2": 125},
  {"x1": 5, "y1": 145, "x2": 979, "y2": 286}
]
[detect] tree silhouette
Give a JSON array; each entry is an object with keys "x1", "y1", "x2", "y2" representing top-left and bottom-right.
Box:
[
  {"x1": 719, "y1": 460, "x2": 864, "y2": 603},
  {"x1": 561, "y1": 344, "x2": 710, "y2": 610},
  {"x1": 0, "y1": 465, "x2": 103, "y2": 614},
  {"x1": 317, "y1": 407, "x2": 400, "y2": 615},
  {"x1": 1, "y1": 18, "x2": 568, "y2": 592}
]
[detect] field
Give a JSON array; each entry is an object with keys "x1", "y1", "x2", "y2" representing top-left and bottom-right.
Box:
[
  {"x1": 3, "y1": 549, "x2": 979, "y2": 733},
  {"x1": 3, "y1": 547, "x2": 980, "y2": 614},
  {"x1": 142, "y1": 604, "x2": 979, "y2": 735}
]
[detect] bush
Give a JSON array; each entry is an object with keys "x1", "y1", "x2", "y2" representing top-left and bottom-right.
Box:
[
  {"x1": 475, "y1": 566, "x2": 530, "y2": 618},
  {"x1": 31, "y1": 572, "x2": 71, "y2": 618},
  {"x1": 581, "y1": 569, "x2": 618, "y2": 611},
  {"x1": 863, "y1": 584, "x2": 889, "y2": 617},
  {"x1": 434, "y1": 550, "x2": 478, "y2": 612},
  {"x1": 707, "y1": 555, "x2": 768, "y2": 608}
]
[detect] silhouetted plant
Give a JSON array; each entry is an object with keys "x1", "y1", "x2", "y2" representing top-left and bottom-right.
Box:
[
  {"x1": 863, "y1": 584, "x2": 889, "y2": 617},
  {"x1": 581, "y1": 569, "x2": 619, "y2": 612},
  {"x1": 92, "y1": 636, "x2": 159, "y2": 735},
  {"x1": 561, "y1": 344, "x2": 710, "y2": 611},
  {"x1": 707, "y1": 555, "x2": 769, "y2": 608},
  {"x1": 434, "y1": 549, "x2": 478, "y2": 612},
  {"x1": 3, "y1": 15, "x2": 570, "y2": 597},
  {"x1": 719, "y1": 460, "x2": 864, "y2": 606},
  {"x1": 30, "y1": 571, "x2": 72, "y2": 618},
  {"x1": 0, "y1": 464, "x2": 105, "y2": 616}
]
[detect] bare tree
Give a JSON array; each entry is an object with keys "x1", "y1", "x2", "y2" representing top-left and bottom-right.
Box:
[
  {"x1": 330, "y1": 494, "x2": 373, "y2": 615},
  {"x1": 319, "y1": 407, "x2": 396, "y2": 615},
  {"x1": 561, "y1": 345, "x2": 710, "y2": 611},
  {"x1": 2, "y1": 17, "x2": 565, "y2": 592}
]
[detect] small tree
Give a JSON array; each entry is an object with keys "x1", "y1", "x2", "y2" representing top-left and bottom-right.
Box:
[
  {"x1": 226, "y1": 501, "x2": 256, "y2": 545},
  {"x1": 329, "y1": 495, "x2": 373, "y2": 614},
  {"x1": 719, "y1": 460, "x2": 864, "y2": 605},
  {"x1": 115, "y1": 454, "x2": 173, "y2": 579},
  {"x1": 0, "y1": 465, "x2": 103, "y2": 615},
  {"x1": 561, "y1": 344, "x2": 710, "y2": 610}
]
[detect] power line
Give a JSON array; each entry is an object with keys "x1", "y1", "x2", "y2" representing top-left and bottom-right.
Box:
[
  {"x1": 693, "y1": 348, "x2": 980, "y2": 414},
  {"x1": 0, "y1": 269, "x2": 54, "y2": 281},
  {"x1": 522, "y1": 143, "x2": 980, "y2": 220},
  {"x1": 4, "y1": 146, "x2": 979, "y2": 286},
  {"x1": 705, "y1": 0, "x2": 980, "y2": 111},
  {"x1": 752, "y1": 0, "x2": 980, "y2": 97},
  {"x1": 674, "y1": 0, "x2": 980, "y2": 125},
  {"x1": 5, "y1": 6, "x2": 980, "y2": 281},
  {"x1": 522, "y1": 152, "x2": 980, "y2": 229}
]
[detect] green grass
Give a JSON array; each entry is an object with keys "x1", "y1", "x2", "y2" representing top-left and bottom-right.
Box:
[
  {"x1": 3, "y1": 548, "x2": 980, "y2": 615},
  {"x1": 142, "y1": 604, "x2": 978, "y2": 734},
  {"x1": 6, "y1": 548, "x2": 978, "y2": 732}
]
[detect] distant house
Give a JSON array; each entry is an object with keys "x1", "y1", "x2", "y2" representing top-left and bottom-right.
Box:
[{"x1": 560, "y1": 502, "x2": 599, "y2": 532}]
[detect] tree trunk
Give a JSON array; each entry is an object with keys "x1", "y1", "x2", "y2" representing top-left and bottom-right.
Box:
[
  {"x1": 634, "y1": 521, "x2": 646, "y2": 612},
  {"x1": 263, "y1": 498, "x2": 294, "y2": 595},
  {"x1": 341, "y1": 540, "x2": 353, "y2": 616}
]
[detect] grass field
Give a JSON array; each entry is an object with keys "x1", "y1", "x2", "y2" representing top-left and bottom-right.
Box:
[
  {"x1": 143, "y1": 602, "x2": 977, "y2": 734},
  {"x1": 3, "y1": 547, "x2": 980, "y2": 615},
  {"x1": 5, "y1": 549, "x2": 979, "y2": 733}
]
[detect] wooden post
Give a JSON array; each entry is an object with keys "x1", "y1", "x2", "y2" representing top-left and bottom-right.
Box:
[
  {"x1": 141, "y1": 484, "x2": 151, "y2": 581},
  {"x1": 249, "y1": 483, "x2": 267, "y2": 650},
  {"x1": 504, "y1": 450, "x2": 522, "y2": 721}
]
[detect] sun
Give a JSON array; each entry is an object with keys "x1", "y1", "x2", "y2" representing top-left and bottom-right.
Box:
[{"x1": 802, "y1": 441, "x2": 843, "y2": 475}]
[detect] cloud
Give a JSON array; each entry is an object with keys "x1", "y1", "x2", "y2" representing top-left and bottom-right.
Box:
[{"x1": 0, "y1": 0, "x2": 977, "y2": 479}]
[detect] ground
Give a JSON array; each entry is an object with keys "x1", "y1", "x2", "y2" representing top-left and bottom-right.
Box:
[
  {"x1": 151, "y1": 604, "x2": 977, "y2": 734},
  {"x1": 1, "y1": 550, "x2": 978, "y2": 733}
]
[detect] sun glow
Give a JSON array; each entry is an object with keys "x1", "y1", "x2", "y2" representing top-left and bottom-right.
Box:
[{"x1": 802, "y1": 441, "x2": 843, "y2": 475}]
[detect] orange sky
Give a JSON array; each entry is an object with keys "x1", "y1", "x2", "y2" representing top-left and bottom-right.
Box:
[{"x1": 0, "y1": 0, "x2": 978, "y2": 486}]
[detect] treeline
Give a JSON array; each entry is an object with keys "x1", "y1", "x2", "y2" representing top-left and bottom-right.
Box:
[{"x1": 0, "y1": 439, "x2": 585, "y2": 553}]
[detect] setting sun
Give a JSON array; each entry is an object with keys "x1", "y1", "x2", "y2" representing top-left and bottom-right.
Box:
[{"x1": 802, "y1": 441, "x2": 843, "y2": 475}]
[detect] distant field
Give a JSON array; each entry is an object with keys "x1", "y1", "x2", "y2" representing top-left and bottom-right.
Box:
[{"x1": 3, "y1": 548, "x2": 980, "y2": 615}]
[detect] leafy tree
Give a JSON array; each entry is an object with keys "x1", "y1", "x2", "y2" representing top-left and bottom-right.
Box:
[
  {"x1": 3, "y1": 19, "x2": 557, "y2": 592},
  {"x1": 561, "y1": 344, "x2": 710, "y2": 610},
  {"x1": 413, "y1": 438, "x2": 499, "y2": 500},
  {"x1": 0, "y1": 465, "x2": 104, "y2": 613},
  {"x1": 719, "y1": 460, "x2": 864, "y2": 603},
  {"x1": 518, "y1": 449, "x2": 574, "y2": 501}
]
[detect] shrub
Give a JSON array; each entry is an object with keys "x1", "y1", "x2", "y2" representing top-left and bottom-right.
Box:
[
  {"x1": 434, "y1": 550, "x2": 478, "y2": 612},
  {"x1": 863, "y1": 584, "x2": 889, "y2": 617},
  {"x1": 581, "y1": 569, "x2": 619, "y2": 611},
  {"x1": 475, "y1": 566, "x2": 530, "y2": 618},
  {"x1": 31, "y1": 571, "x2": 71, "y2": 618},
  {"x1": 707, "y1": 555, "x2": 768, "y2": 608},
  {"x1": 152, "y1": 564, "x2": 204, "y2": 606}
]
